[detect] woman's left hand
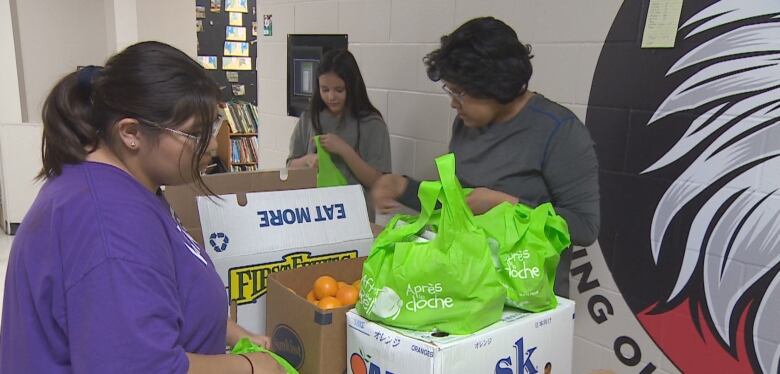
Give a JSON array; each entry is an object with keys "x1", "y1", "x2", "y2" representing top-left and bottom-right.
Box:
[
  {"x1": 318, "y1": 134, "x2": 351, "y2": 156},
  {"x1": 244, "y1": 334, "x2": 272, "y2": 350},
  {"x1": 467, "y1": 187, "x2": 519, "y2": 214}
]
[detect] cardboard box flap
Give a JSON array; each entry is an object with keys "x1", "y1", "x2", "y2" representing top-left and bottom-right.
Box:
[
  {"x1": 198, "y1": 185, "x2": 372, "y2": 257},
  {"x1": 163, "y1": 167, "x2": 316, "y2": 242}
]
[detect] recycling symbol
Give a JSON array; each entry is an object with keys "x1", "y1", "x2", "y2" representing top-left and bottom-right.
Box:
[{"x1": 209, "y1": 232, "x2": 230, "y2": 252}]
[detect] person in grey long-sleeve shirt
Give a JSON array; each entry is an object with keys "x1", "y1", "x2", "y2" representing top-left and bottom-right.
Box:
[
  {"x1": 397, "y1": 93, "x2": 599, "y2": 247},
  {"x1": 372, "y1": 17, "x2": 600, "y2": 297}
]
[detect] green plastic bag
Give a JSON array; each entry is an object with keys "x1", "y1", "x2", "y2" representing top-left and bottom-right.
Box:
[
  {"x1": 357, "y1": 153, "x2": 506, "y2": 334},
  {"x1": 474, "y1": 201, "x2": 571, "y2": 312},
  {"x1": 314, "y1": 135, "x2": 348, "y2": 187},
  {"x1": 230, "y1": 337, "x2": 299, "y2": 374}
]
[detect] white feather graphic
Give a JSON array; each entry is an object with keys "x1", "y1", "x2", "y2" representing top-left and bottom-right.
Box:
[{"x1": 643, "y1": 1, "x2": 780, "y2": 372}]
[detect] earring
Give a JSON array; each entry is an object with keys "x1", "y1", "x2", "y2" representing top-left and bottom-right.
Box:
[{"x1": 130, "y1": 142, "x2": 136, "y2": 148}]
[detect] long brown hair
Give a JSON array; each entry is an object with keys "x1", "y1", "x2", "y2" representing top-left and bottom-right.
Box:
[
  {"x1": 308, "y1": 49, "x2": 381, "y2": 135},
  {"x1": 39, "y1": 41, "x2": 221, "y2": 191}
]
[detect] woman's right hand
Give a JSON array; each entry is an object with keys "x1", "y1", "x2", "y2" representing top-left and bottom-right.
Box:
[
  {"x1": 244, "y1": 352, "x2": 286, "y2": 374},
  {"x1": 290, "y1": 154, "x2": 318, "y2": 168},
  {"x1": 371, "y1": 173, "x2": 408, "y2": 213}
]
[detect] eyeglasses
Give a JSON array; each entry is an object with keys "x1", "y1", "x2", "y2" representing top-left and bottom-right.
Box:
[
  {"x1": 139, "y1": 114, "x2": 224, "y2": 142},
  {"x1": 442, "y1": 84, "x2": 466, "y2": 104}
]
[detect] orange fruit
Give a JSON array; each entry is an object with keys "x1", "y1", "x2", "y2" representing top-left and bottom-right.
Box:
[
  {"x1": 306, "y1": 290, "x2": 318, "y2": 304},
  {"x1": 337, "y1": 281, "x2": 349, "y2": 290},
  {"x1": 313, "y1": 276, "x2": 338, "y2": 299},
  {"x1": 336, "y1": 285, "x2": 359, "y2": 306},
  {"x1": 317, "y1": 296, "x2": 343, "y2": 309},
  {"x1": 352, "y1": 279, "x2": 361, "y2": 290}
]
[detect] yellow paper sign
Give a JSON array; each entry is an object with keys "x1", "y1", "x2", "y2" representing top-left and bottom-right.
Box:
[{"x1": 641, "y1": 0, "x2": 683, "y2": 48}]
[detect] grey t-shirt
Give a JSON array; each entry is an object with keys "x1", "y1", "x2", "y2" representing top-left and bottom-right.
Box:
[
  {"x1": 287, "y1": 110, "x2": 392, "y2": 183},
  {"x1": 399, "y1": 94, "x2": 600, "y2": 247},
  {"x1": 287, "y1": 110, "x2": 392, "y2": 221}
]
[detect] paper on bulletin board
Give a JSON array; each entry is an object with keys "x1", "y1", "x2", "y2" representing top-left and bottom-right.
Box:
[
  {"x1": 229, "y1": 12, "x2": 243, "y2": 26},
  {"x1": 225, "y1": 0, "x2": 248, "y2": 13},
  {"x1": 641, "y1": 0, "x2": 683, "y2": 48},
  {"x1": 197, "y1": 56, "x2": 218, "y2": 70},
  {"x1": 223, "y1": 57, "x2": 252, "y2": 71},
  {"x1": 224, "y1": 41, "x2": 249, "y2": 56},
  {"x1": 226, "y1": 26, "x2": 247, "y2": 41},
  {"x1": 210, "y1": 0, "x2": 221, "y2": 13}
]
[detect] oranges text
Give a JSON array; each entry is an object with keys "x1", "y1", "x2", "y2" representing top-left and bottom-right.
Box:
[{"x1": 306, "y1": 275, "x2": 361, "y2": 309}]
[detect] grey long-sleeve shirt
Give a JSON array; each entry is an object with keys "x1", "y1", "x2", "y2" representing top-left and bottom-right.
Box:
[{"x1": 398, "y1": 94, "x2": 600, "y2": 247}]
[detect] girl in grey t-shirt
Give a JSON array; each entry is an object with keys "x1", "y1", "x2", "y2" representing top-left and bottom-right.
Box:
[{"x1": 288, "y1": 50, "x2": 391, "y2": 218}]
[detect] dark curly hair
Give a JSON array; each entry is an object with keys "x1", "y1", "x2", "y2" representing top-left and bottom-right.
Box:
[{"x1": 424, "y1": 17, "x2": 533, "y2": 104}]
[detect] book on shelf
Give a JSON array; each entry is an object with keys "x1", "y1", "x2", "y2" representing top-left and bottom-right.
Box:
[{"x1": 222, "y1": 101, "x2": 259, "y2": 134}]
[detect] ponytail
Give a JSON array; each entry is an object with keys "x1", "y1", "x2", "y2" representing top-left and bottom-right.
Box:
[{"x1": 39, "y1": 66, "x2": 105, "y2": 178}]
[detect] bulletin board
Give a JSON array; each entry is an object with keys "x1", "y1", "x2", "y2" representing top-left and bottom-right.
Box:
[{"x1": 195, "y1": 0, "x2": 258, "y2": 105}]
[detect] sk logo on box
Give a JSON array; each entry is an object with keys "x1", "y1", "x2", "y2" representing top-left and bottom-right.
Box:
[
  {"x1": 209, "y1": 232, "x2": 230, "y2": 252},
  {"x1": 495, "y1": 337, "x2": 538, "y2": 374}
]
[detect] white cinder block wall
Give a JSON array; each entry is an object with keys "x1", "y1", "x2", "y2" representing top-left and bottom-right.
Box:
[
  {"x1": 256, "y1": 0, "x2": 621, "y2": 181},
  {"x1": 255, "y1": 0, "x2": 625, "y2": 370}
]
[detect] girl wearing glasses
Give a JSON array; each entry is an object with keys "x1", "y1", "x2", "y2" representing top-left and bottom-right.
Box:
[
  {"x1": 371, "y1": 17, "x2": 600, "y2": 298},
  {"x1": 287, "y1": 49, "x2": 391, "y2": 220},
  {"x1": 0, "y1": 42, "x2": 283, "y2": 373}
]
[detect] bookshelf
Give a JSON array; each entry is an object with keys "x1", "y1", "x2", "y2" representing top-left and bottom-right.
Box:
[{"x1": 216, "y1": 101, "x2": 260, "y2": 172}]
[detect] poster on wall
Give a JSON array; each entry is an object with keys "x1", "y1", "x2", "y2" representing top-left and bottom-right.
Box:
[
  {"x1": 223, "y1": 42, "x2": 249, "y2": 57},
  {"x1": 262, "y1": 15, "x2": 272, "y2": 36},
  {"x1": 210, "y1": 0, "x2": 221, "y2": 13},
  {"x1": 225, "y1": 26, "x2": 247, "y2": 41},
  {"x1": 197, "y1": 56, "x2": 217, "y2": 70},
  {"x1": 229, "y1": 12, "x2": 243, "y2": 26},
  {"x1": 581, "y1": 1, "x2": 780, "y2": 374},
  {"x1": 223, "y1": 57, "x2": 252, "y2": 71},
  {"x1": 225, "y1": 0, "x2": 248, "y2": 13}
]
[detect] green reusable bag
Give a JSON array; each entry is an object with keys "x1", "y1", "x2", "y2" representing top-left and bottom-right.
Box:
[
  {"x1": 473, "y1": 201, "x2": 571, "y2": 312},
  {"x1": 230, "y1": 337, "x2": 299, "y2": 374},
  {"x1": 357, "y1": 153, "x2": 506, "y2": 334},
  {"x1": 313, "y1": 135, "x2": 349, "y2": 187}
]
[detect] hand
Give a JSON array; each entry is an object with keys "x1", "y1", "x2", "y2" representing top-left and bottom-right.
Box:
[
  {"x1": 371, "y1": 174, "x2": 408, "y2": 214},
  {"x1": 244, "y1": 352, "x2": 286, "y2": 374},
  {"x1": 291, "y1": 153, "x2": 318, "y2": 168},
  {"x1": 245, "y1": 334, "x2": 271, "y2": 350},
  {"x1": 466, "y1": 187, "x2": 518, "y2": 215},
  {"x1": 318, "y1": 134, "x2": 351, "y2": 156}
]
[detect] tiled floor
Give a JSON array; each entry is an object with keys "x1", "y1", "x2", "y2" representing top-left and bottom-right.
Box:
[{"x1": 0, "y1": 231, "x2": 13, "y2": 322}]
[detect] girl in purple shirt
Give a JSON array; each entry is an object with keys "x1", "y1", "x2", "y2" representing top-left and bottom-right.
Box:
[{"x1": 0, "y1": 42, "x2": 283, "y2": 373}]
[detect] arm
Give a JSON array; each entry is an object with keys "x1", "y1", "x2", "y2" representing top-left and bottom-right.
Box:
[
  {"x1": 287, "y1": 114, "x2": 316, "y2": 168},
  {"x1": 540, "y1": 119, "x2": 600, "y2": 246},
  {"x1": 226, "y1": 318, "x2": 270, "y2": 349},
  {"x1": 187, "y1": 352, "x2": 282, "y2": 374}
]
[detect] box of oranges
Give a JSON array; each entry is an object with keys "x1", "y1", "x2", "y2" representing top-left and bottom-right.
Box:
[{"x1": 266, "y1": 256, "x2": 365, "y2": 374}]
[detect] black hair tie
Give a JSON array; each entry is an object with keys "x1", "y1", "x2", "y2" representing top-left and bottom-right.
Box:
[{"x1": 77, "y1": 65, "x2": 104, "y2": 95}]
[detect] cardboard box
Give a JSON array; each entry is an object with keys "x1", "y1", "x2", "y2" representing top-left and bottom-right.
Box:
[
  {"x1": 266, "y1": 257, "x2": 366, "y2": 374},
  {"x1": 347, "y1": 298, "x2": 575, "y2": 374},
  {"x1": 164, "y1": 168, "x2": 317, "y2": 245},
  {"x1": 195, "y1": 183, "x2": 374, "y2": 334}
]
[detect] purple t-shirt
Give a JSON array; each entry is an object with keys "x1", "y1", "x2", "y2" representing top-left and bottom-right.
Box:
[{"x1": 0, "y1": 162, "x2": 227, "y2": 373}]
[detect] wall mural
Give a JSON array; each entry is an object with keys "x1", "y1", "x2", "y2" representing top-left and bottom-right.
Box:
[{"x1": 585, "y1": 0, "x2": 780, "y2": 373}]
